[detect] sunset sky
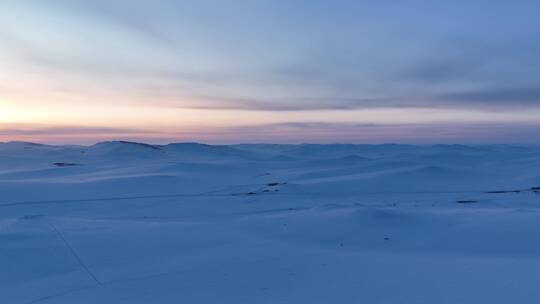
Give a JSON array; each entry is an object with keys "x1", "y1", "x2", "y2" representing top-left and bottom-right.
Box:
[{"x1": 1, "y1": 0, "x2": 540, "y2": 144}]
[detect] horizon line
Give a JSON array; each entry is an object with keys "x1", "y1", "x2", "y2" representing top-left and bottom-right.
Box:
[{"x1": 1, "y1": 140, "x2": 537, "y2": 148}]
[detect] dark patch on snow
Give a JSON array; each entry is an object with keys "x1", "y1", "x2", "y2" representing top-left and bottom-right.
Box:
[
  {"x1": 485, "y1": 190, "x2": 521, "y2": 194},
  {"x1": 53, "y1": 162, "x2": 80, "y2": 167},
  {"x1": 487, "y1": 187, "x2": 540, "y2": 194}
]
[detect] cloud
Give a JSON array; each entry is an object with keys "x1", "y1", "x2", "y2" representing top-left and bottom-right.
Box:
[
  {"x1": 180, "y1": 85, "x2": 540, "y2": 111},
  {"x1": 199, "y1": 122, "x2": 540, "y2": 144},
  {"x1": 440, "y1": 87, "x2": 540, "y2": 105},
  {"x1": 3, "y1": 121, "x2": 540, "y2": 145}
]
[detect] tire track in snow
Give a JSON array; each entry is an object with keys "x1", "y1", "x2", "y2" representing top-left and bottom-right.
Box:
[
  {"x1": 48, "y1": 223, "x2": 102, "y2": 286},
  {"x1": 0, "y1": 188, "x2": 231, "y2": 208}
]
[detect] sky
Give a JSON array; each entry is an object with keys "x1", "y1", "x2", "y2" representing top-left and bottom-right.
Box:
[{"x1": 1, "y1": 0, "x2": 540, "y2": 144}]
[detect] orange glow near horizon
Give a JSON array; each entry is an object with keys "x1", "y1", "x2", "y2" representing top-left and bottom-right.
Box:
[
  {"x1": 4, "y1": 94, "x2": 540, "y2": 126},
  {"x1": 3, "y1": 75, "x2": 540, "y2": 144},
  {"x1": 3, "y1": 92, "x2": 540, "y2": 144}
]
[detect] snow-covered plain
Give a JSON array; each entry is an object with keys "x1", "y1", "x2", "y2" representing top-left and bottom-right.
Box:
[{"x1": 2, "y1": 141, "x2": 540, "y2": 303}]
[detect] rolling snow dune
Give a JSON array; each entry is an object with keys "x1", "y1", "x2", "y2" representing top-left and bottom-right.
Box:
[{"x1": 1, "y1": 141, "x2": 540, "y2": 303}]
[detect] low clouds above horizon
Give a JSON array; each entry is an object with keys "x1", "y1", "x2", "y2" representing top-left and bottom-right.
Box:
[
  {"x1": 1, "y1": 0, "x2": 540, "y2": 143},
  {"x1": 4, "y1": 121, "x2": 540, "y2": 145}
]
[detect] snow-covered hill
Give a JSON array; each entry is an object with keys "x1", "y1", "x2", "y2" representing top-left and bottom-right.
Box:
[{"x1": 1, "y1": 141, "x2": 540, "y2": 303}]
